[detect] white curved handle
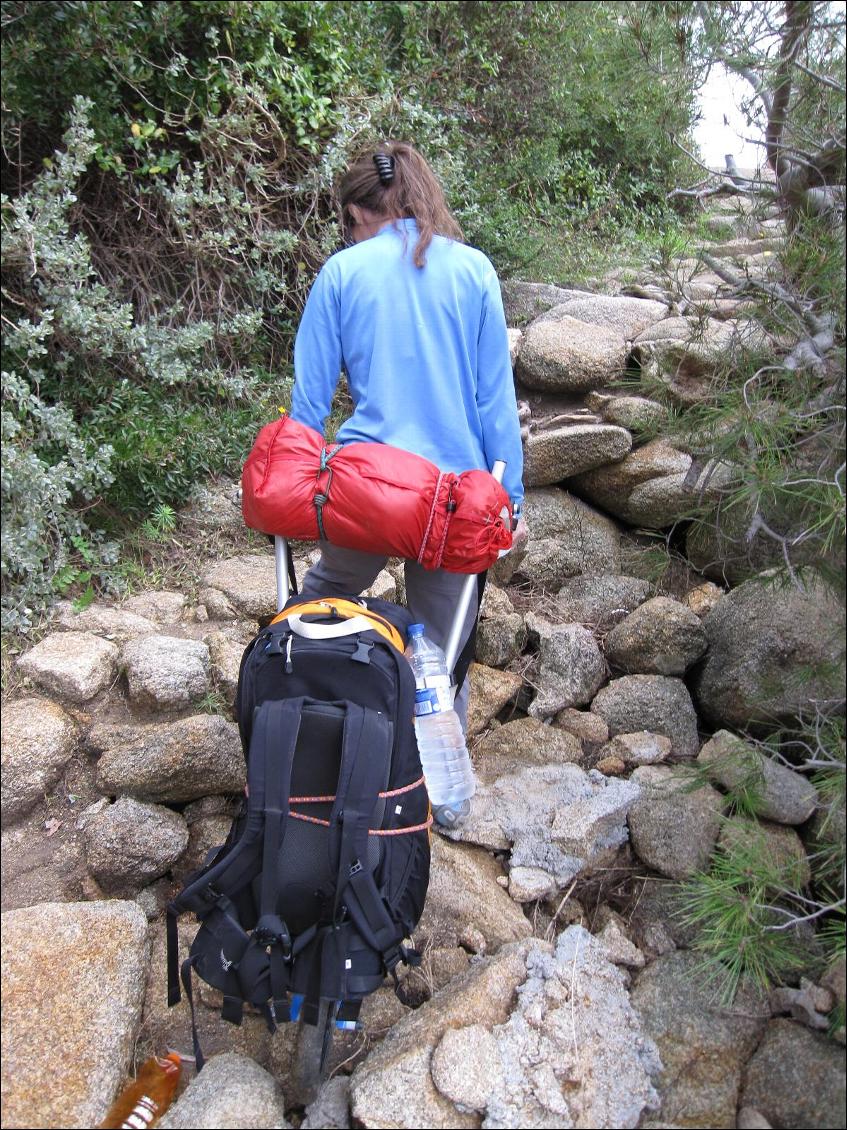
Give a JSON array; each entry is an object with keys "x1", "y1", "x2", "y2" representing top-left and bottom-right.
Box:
[{"x1": 287, "y1": 613, "x2": 375, "y2": 639}]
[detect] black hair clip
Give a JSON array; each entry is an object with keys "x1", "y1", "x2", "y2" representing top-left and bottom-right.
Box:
[{"x1": 373, "y1": 153, "x2": 395, "y2": 185}]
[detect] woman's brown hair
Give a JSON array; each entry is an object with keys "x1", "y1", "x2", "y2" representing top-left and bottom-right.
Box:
[{"x1": 338, "y1": 141, "x2": 464, "y2": 268}]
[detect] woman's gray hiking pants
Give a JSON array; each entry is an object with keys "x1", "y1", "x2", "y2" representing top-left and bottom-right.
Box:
[{"x1": 300, "y1": 542, "x2": 478, "y2": 730}]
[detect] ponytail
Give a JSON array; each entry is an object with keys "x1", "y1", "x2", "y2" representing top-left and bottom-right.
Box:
[{"x1": 338, "y1": 142, "x2": 463, "y2": 268}]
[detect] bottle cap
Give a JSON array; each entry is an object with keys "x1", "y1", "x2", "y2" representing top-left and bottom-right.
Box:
[{"x1": 407, "y1": 623, "x2": 425, "y2": 639}]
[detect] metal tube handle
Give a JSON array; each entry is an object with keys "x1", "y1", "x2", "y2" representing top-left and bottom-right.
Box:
[
  {"x1": 275, "y1": 535, "x2": 289, "y2": 612},
  {"x1": 443, "y1": 460, "x2": 506, "y2": 675}
]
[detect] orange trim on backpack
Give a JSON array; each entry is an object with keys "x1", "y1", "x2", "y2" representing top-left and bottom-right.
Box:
[{"x1": 270, "y1": 598, "x2": 405, "y2": 653}]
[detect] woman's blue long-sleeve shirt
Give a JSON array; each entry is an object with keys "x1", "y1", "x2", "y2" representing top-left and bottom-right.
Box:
[{"x1": 291, "y1": 218, "x2": 524, "y2": 507}]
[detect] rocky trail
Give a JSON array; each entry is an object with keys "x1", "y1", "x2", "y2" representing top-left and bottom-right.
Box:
[{"x1": 2, "y1": 199, "x2": 845, "y2": 1130}]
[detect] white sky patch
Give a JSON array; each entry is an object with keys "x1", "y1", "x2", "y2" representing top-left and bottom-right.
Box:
[{"x1": 693, "y1": 64, "x2": 766, "y2": 173}]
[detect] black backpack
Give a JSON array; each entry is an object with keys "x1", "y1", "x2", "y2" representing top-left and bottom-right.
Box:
[{"x1": 167, "y1": 594, "x2": 430, "y2": 1069}]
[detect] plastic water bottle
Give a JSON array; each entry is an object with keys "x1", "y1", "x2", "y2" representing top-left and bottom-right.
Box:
[{"x1": 405, "y1": 624, "x2": 475, "y2": 827}]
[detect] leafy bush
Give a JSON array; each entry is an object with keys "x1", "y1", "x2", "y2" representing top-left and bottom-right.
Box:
[
  {"x1": 0, "y1": 98, "x2": 282, "y2": 628},
  {"x1": 676, "y1": 716, "x2": 845, "y2": 1005}
]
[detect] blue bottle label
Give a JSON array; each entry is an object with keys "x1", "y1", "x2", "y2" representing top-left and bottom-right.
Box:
[{"x1": 414, "y1": 688, "x2": 441, "y2": 716}]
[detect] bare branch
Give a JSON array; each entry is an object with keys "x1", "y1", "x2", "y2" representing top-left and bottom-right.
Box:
[{"x1": 792, "y1": 57, "x2": 847, "y2": 93}]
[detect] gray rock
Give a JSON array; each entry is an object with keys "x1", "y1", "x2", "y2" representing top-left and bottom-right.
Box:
[
  {"x1": 596, "y1": 917, "x2": 647, "y2": 969},
  {"x1": 621, "y1": 282, "x2": 671, "y2": 304},
  {"x1": 628, "y1": 765, "x2": 725, "y2": 879},
  {"x1": 599, "y1": 731, "x2": 673, "y2": 766},
  {"x1": 681, "y1": 273, "x2": 727, "y2": 303},
  {"x1": 704, "y1": 237, "x2": 784, "y2": 258},
  {"x1": 444, "y1": 761, "x2": 639, "y2": 898},
  {"x1": 467, "y1": 663, "x2": 525, "y2": 738},
  {"x1": 488, "y1": 536, "x2": 528, "y2": 586},
  {"x1": 507, "y1": 327, "x2": 522, "y2": 365},
  {"x1": 821, "y1": 955, "x2": 846, "y2": 1017},
  {"x1": 635, "y1": 319, "x2": 769, "y2": 407},
  {"x1": 553, "y1": 707, "x2": 609, "y2": 744},
  {"x1": 520, "y1": 489, "x2": 621, "y2": 589},
  {"x1": 591, "y1": 675, "x2": 700, "y2": 758},
  {"x1": 626, "y1": 463, "x2": 735, "y2": 528},
  {"x1": 1, "y1": 697, "x2": 78, "y2": 823},
  {"x1": 480, "y1": 584, "x2": 516, "y2": 619},
  {"x1": 591, "y1": 394, "x2": 669, "y2": 432},
  {"x1": 91, "y1": 714, "x2": 246, "y2": 803},
  {"x1": 350, "y1": 941, "x2": 535, "y2": 1129},
  {"x1": 415, "y1": 834, "x2": 532, "y2": 952},
  {"x1": 301, "y1": 1076, "x2": 350, "y2": 1129},
  {"x1": 627, "y1": 878, "x2": 695, "y2": 958},
  {"x1": 159, "y1": 1052, "x2": 289, "y2": 1128},
  {"x1": 630, "y1": 950, "x2": 769, "y2": 1129},
  {"x1": 740, "y1": 1019, "x2": 846, "y2": 1130},
  {"x1": 770, "y1": 980, "x2": 833, "y2": 1031},
  {"x1": 202, "y1": 554, "x2": 278, "y2": 620},
  {"x1": 524, "y1": 422, "x2": 632, "y2": 486},
  {"x1": 697, "y1": 730, "x2": 818, "y2": 825},
  {"x1": 17, "y1": 630, "x2": 119, "y2": 703},
  {"x1": 550, "y1": 294, "x2": 669, "y2": 338},
  {"x1": 557, "y1": 573, "x2": 653, "y2": 625},
  {"x1": 1, "y1": 900, "x2": 149, "y2": 1128},
  {"x1": 134, "y1": 879, "x2": 172, "y2": 921},
  {"x1": 122, "y1": 634, "x2": 210, "y2": 710},
  {"x1": 53, "y1": 600, "x2": 158, "y2": 643},
  {"x1": 691, "y1": 576, "x2": 846, "y2": 729},
  {"x1": 500, "y1": 280, "x2": 592, "y2": 327},
  {"x1": 526, "y1": 615, "x2": 607, "y2": 716},
  {"x1": 474, "y1": 718, "x2": 584, "y2": 784},
  {"x1": 605, "y1": 596, "x2": 708, "y2": 675},
  {"x1": 173, "y1": 796, "x2": 237, "y2": 882},
  {"x1": 431, "y1": 1024, "x2": 502, "y2": 1112},
  {"x1": 684, "y1": 581, "x2": 725, "y2": 619},
  {"x1": 123, "y1": 590, "x2": 187, "y2": 624},
  {"x1": 634, "y1": 316, "x2": 697, "y2": 343},
  {"x1": 482, "y1": 928, "x2": 661, "y2": 1128},
  {"x1": 576, "y1": 438, "x2": 690, "y2": 492},
  {"x1": 569, "y1": 441, "x2": 735, "y2": 529},
  {"x1": 205, "y1": 630, "x2": 244, "y2": 704},
  {"x1": 83, "y1": 796, "x2": 189, "y2": 893},
  {"x1": 475, "y1": 612, "x2": 527, "y2": 668},
  {"x1": 737, "y1": 1108, "x2": 774, "y2": 1129},
  {"x1": 517, "y1": 315, "x2": 628, "y2": 392},
  {"x1": 198, "y1": 586, "x2": 239, "y2": 620}
]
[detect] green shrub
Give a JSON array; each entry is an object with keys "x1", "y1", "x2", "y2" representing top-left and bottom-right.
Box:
[
  {"x1": 0, "y1": 97, "x2": 284, "y2": 628},
  {"x1": 676, "y1": 715, "x2": 845, "y2": 1004}
]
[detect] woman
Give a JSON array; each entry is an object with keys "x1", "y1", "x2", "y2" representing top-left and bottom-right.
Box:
[{"x1": 290, "y1": 141, "x2": 525, "y2": 729}]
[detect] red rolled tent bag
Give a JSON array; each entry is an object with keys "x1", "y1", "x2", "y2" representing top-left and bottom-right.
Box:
[{"x1": 241, "y1": 414, "x2": 512, "y2": 573}]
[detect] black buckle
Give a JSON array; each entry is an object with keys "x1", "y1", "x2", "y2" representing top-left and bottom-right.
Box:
[
  {"x1": 349, "y1": 859, "x2": 363, "y2": 877},
  {"x1": 253, "y1": 915, "x2": 293, "y2": 959},
  {"x1": 383, "y1": 945, "x2": 402, "y2": 974},
  {"x1": 400, "y1": 944, "x2": 422, "y2": 968},
  {"x1": 351, "y1": 640, "x2": 373, "y2": 664}
]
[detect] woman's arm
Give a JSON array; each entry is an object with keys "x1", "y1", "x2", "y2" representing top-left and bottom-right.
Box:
[
  {"x1": 291, "y1": 264, "x2": 343, "y2": 434},
  {"x1": 476, "y1": 268, "x2": 525, "y2": 509}
]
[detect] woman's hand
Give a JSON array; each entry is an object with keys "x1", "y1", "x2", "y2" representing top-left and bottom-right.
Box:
[
  {"x1": 511, "y1": 516, "x2": 529, "y2": 555},
  {"x1": 500, "y1": 516, "x2": 528, "y2": 558}
]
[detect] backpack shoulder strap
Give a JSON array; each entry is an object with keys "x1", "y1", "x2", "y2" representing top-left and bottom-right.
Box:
[{"x1": 167, "y1": 698, "x2": 303, "y2": 1011}]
